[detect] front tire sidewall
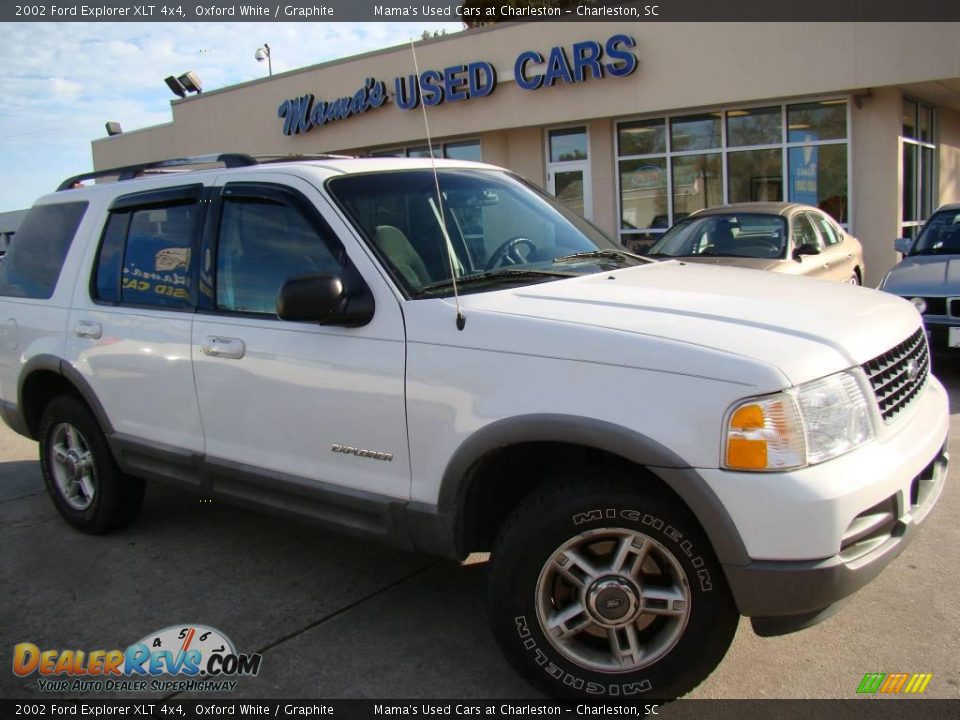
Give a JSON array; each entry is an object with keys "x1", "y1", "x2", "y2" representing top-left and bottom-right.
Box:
[{"x1": 490, "y1": 489, "x2": 736, "y2": 699}]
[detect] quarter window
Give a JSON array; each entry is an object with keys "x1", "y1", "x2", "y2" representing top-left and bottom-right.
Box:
[
  {"x1": 0, "y1": 202, "x2": 87, "y2": 299},
  {"x1": 215, "y1": 195, "x2": 341, "y2": 315}
]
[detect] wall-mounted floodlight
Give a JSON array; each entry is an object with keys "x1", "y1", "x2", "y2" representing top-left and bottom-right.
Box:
[
  {"x1": 178, "y1": 72, "x2": 203, "y2": 94},
  {"x1": 165, "y1": 75, "x2": 187, "y2": 98},
  {"x1": 105, "y1": 121, "x2": 123, "y2": 136}
]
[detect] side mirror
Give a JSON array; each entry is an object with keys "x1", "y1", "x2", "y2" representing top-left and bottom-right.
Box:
[
  {"x1": 894, "y1": 238, "x2": 912, "y2": 255},
  {"x1": 792, "y1": 243, "x2": 821, "y2": 261},
  {"x1": 276, "y1": 273, "x2": 374, "y2": 327}
]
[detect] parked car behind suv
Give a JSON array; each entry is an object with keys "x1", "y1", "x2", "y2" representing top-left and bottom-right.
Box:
[
  {"x1": 648, "y1": 202, "x2": 864, "y2": 285},
  {"x1": 0, "y1": 155, "x2": 948, "y2": 699},
  {"x1": 881, "y1": 203, "x2": 960, "y2": 357}
]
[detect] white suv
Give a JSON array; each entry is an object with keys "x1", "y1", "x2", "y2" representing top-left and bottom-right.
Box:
[{"x1": 0, "y1": 155, "x2": 949, "y2": 699}]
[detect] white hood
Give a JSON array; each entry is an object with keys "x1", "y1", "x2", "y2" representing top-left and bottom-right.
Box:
[{"x1": 444, "y1": 261, "x2": 921, "y2": 387}]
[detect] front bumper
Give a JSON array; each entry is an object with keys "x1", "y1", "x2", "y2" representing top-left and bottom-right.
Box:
[
  {"x1": 726, "y1": 442, "x2": 947, "y2": 634},
  {"x1": 698, "y1": 375, "x2": 949, "y2": 635}
]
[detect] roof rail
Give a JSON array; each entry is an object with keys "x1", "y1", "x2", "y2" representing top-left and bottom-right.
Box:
[{"x1": 56, "y1": 153, "x2": 258, "y2": 191}]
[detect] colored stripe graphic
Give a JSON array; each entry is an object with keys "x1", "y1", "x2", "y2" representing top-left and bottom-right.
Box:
[{"x1": 857, "y1": 672, "x2": 932, "y2": 694}]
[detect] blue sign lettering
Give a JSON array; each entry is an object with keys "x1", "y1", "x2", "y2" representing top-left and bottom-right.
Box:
[{"x1": 275, "y1": 36, "x2": 636, "y2": 134}]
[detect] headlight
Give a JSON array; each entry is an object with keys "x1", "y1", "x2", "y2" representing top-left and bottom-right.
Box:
[
  {"x1": 909, "y1": 297, "x2": 927, "y2": 314},
  {"x1": 724, "y1": 370, "x2": 874, "y2": 471}
]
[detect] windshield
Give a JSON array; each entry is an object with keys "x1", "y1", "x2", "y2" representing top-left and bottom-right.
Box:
[
  {"x1": 648, "y1": 214, "x2": 787, "y2": 259},
  {"x1": 327, "y1": 169, "x2": 646, "y2": 297},
  {"x1": 912, "y1": 209, "x2": 960, "y2": 255}
]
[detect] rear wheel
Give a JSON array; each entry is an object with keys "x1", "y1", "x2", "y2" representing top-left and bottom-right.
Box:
[
  {"x1": 488, "y1": 471, "x2": 738, "y2": 699},
  {"x1": 39, "y1": 395, "x2": 144, "y2": 533}
]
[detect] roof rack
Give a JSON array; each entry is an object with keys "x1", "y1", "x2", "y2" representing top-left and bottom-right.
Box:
[
  {"x1": 57, "y1": 152, "x2": 364, "y2": 192},
  {"x1": 57, "y1": 153, "x2": 257, "y2": 191}
]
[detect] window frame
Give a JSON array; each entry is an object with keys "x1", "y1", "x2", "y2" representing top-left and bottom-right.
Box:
[
  {"x1": 198, "y1": 182, "x2": 359, "y2": 319},
  {"x1": 901, "y1": 98, "x2": 937, "y2": 240},
  {"x1": 614, "y1": 96, "x2": 853, "y2": 248},
  {"x1": 89, "y1": 185, "x2": 206, "y2": 312}
]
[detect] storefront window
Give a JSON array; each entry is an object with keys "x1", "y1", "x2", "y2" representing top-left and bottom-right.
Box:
[
  {"x1": 617, "y1": 98, "x2": 849, "y2": 249},
  {"x1": 672, "y1": 154, "x2": 722, "y2": 217},
  {"x1": 619, "y1": 158, "x2": 668, "y2": 230},
  {"x1": 444, "y1": 141, "x2": 482, "y2": 162},
  {"x1": 901, "y1": 99, "x2": 936, "y2": 240},
  {"x1": 368, "y1": 140, "x2": 481, "y2": 161},
  {"x1": 787, "y1": 101, "x2": 846, "y2": 142},
  {"x1": 670, "y1": 113, "x2": 721, "y2": 152},
  {"x1": 727, "y1": 149, "x2": 782, "y2": 203},
  {"x1": 727, "y1": 106, "x2": 781, "y2": 147},
  {"x1": 618, "y1": 119, "x2": 666, "y2": 156},
  {"x1": 788, "y1": 144, "x2": 848, "y2": 223}
]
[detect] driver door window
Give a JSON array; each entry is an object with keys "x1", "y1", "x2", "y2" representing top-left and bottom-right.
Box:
[{"x1": 216, "y1": 195, "x2": 340, "y2": 315}]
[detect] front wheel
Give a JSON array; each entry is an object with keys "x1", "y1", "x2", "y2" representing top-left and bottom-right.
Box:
[{"x1": 488, "y1": 473, "x2": 739, "y2": 699}]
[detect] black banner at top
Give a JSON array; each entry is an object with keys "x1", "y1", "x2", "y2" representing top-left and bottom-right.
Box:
[{"x1": 1, "y1": 0, "x2": 959, "y2": 23}]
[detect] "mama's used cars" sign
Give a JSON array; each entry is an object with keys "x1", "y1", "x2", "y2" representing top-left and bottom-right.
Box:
[{"x1": 277, "y1": 35, "x2": 637, "y2": 136}]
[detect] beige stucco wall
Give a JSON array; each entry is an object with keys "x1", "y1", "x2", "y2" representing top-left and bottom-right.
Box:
[
  {"x1": 93, "y1": 21, "x2": 960, "y2": 170},
  {"x1": 939, "y1": 106, "x2": 960, "y2": 207}
]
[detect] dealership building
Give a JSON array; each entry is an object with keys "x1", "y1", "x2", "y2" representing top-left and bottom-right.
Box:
[{"x1": 92, "y1": 21, "x2": 960, "y2": 286}]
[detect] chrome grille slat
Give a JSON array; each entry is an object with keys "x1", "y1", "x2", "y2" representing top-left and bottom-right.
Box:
[{"x1": 861, "y1": 328, "x2": 929, "y2": 424}]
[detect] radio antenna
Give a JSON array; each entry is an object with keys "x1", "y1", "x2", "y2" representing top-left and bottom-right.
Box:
[{"x1": 410, "y1": 39, "x2": 465, "y2": 331}]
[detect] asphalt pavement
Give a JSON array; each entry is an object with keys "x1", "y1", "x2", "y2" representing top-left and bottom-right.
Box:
[{"x1": 1, "y1": 363, "x2": 958, "y2": 700}]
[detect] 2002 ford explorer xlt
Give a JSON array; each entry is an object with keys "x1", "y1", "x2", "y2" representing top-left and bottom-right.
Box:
[{"x1": 0, "y1": 154, "x2": 949, "y2": 699}]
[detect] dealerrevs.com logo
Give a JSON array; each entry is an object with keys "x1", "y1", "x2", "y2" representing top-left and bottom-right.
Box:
[{"x1": 13, "y1": 625, "x2": 262, "y2": 693}]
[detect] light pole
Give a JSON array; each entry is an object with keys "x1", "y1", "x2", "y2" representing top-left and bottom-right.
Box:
[{"x1": 255, "y1": 43, "x2": 272, "y2": 77}]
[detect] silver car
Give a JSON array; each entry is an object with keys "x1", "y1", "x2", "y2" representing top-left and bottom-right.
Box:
[
  {"x1": 648, "y1": 202, "x2": 865, "y2": 285},
  {"x1": 881, "y1": 203, "x2": 960, "y2": 355}
]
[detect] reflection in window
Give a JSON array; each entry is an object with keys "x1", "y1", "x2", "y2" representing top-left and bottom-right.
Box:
[
  {"x1": 726, "y1": 106, "x2": 781, "y2": 147},
  {"x1": 787, "y1": 101, "x2": 846, "y2": 143},
  {"x1": 444, "y1": 141, "x2": 482, "y2": 162},
  {"x1": 619, "y1": 159, "x2": 668, "y2": 230},
  {"x1": 788, "y1": 144, "x2": 848, "y2": 223},
  {"x1": 670, "y1": 113, "x2": 721, "y2": 152},
  {"x1": 217, "y1": 198, "x2": 340, "y2": 315},
  {"x1": 618, "y1": 118, "x2": 666, "y2": 156},
  {"x1": 672, "y1": 154, "x2": 722, "y2": 217},
  {"x1": 549, "y1": 128, "x2": 588, "y2": 162},
  {"x1": 728, "y1": 149, "x2": 783, "y2": 203}
]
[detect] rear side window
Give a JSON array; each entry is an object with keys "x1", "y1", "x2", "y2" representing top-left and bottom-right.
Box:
[
  {"x1": 94, "y1": 201, "x2": 199, "y2": 308},
  {"x1": 0, "y1": 202, "x2": 88, "y2": 299}
]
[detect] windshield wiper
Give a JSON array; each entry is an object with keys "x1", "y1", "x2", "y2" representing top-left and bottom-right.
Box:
[
  {"x1": 551, "y1": 248, "x2": 650, "y2": 266},
  {"x1": 414, "y1": 268, "x2": 576, "y2": 296}
]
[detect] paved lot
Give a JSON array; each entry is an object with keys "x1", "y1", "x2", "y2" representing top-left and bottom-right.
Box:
[{"x1": 1, "y1": 363, "x2": 958, "y2": 700}]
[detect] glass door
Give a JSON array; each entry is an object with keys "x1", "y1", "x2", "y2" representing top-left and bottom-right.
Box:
[{"x1": 546, "y1": 127, "x2": 592, "y2": 220}]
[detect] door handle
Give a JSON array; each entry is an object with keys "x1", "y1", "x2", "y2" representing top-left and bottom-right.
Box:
[
  {"x1": 74, "y1": 320, "x2": 102, "y2": 340},
  {"x1": 201, "y1": 336, "x2": 246, "y2": 359}
]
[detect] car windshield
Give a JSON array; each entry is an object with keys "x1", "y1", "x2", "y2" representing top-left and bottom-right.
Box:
[
  {"x1": 911, "y1": 209, "x2": 960, "y2": 255},
  {"x1": 648, "y1": 214, "x2": 788, "y2": 259},
  {"x1": 326, "y1": 169, "x2": 649, "y2": 297}
]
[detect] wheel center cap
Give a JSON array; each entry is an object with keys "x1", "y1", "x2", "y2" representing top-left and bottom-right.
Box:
[
  {"x1": 64, "y1": 451, "x2": 82, "y2": 481},
  {"x1": 586, "y1": 576, "x2": 640, "y2": 627}
]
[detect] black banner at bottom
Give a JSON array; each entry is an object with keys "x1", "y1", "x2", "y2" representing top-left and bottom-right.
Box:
[{"x1": 3, "y1": 700, "x2": 960, "y2": 720}]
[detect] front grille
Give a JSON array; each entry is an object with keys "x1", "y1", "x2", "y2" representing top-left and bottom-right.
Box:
[
  {"x1": 862, "y1": 328, "x2": 929, "y2": 424},
  {"x1": 949, "y1": 298, "x2": 960, "y2": 318}
]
